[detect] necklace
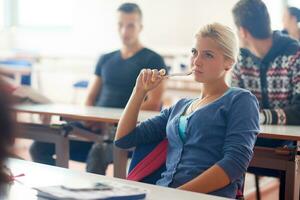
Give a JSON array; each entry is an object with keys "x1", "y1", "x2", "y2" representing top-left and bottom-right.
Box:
[
  {"x1": 186, "y1": 93, "x2": 224, "y2": 115},
  {"x1": 192, "y1": 95, "x2": 216, "y2": 111}
]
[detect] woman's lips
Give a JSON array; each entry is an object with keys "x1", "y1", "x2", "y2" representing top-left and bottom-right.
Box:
[{"x1": 193, "y1": 70, "x2": 203, "y2": 74}]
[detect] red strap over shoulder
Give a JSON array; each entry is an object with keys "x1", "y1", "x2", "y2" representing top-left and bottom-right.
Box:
[{"x1": 127, "y1": 139, "x2": 168, "y2": 181}]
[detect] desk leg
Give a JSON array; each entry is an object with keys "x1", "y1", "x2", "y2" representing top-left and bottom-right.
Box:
[
  {"x1": 285, "y1": 153, "x2": 300, "y2": 200},
  {"x1": 113, "y1": 146, "x2": 127, "y2": 179},
  {"x1": 55, "y1": 136, "x2": 69, "y2": 168},
  {"x1": 17, "y1": 123, "x2": 70, "y2": 168},
  {"x1": 250, "y1": 146, "x2": 299, "y2": 200}
]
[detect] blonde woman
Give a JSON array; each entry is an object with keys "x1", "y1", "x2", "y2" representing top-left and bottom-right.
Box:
[{"x1": 115, "y1": 23, "x2": 260, "y2": 198}]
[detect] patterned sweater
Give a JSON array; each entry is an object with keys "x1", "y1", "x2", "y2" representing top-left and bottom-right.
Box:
[{"x1": 232, "y1": 31, "x2": 300, "y2": 125}]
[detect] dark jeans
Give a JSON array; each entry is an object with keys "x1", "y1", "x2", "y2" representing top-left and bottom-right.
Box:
[
  {"x1": 30, "y1": 140, "x2": 93, "y2": 166},
  {"x1": 86, "y1": 125, "x2": 116, "y2": 174},
  {"x1": 86, "y1": 142, "x2": 113, "y2": 174}
]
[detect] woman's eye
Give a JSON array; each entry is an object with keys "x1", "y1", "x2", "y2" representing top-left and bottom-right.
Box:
[
  {"x1": 205, "y1": 53, "x2": 214, "y2": 58},
  {"x1": 191, "y1": 48, "x2": 197, "y2": 56}
]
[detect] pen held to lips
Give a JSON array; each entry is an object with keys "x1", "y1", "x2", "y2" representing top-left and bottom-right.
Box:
[
  {"x1": 165, "y1": 70, "x2": 193, "y2": 78},
  {"x1": 150, "y1": 69, "x2": 193, "y2": 82}
]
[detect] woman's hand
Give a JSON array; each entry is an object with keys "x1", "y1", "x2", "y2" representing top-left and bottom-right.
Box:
[
  {"x1": 135, "y1": 68, "x2": 166, "y2": 95},
  {"x1": 115, "y1": 68, "x2": 166, "y2": 141}
]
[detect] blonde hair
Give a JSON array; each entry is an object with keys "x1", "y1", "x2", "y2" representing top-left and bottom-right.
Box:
[{"x1": 196, "y1": 23, "x2": 239, "y2": 64}]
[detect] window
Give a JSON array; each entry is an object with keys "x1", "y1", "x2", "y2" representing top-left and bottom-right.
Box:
[
  {"x1": 287, "y1": 0, "x2": 300, "y2": 7},
  {"x1": 6, "y1": 0, "x2": 72, "y2": 30},
  {"x1": 263, "y1": 0, "x2": 285, "y2": 30}
]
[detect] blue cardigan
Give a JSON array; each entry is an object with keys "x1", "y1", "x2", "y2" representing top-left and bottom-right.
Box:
[{"x1": 115, "y1": 87, "x2": 260, "y2": 198}]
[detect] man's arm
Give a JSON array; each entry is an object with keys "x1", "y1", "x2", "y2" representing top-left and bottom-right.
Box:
[
  {"x1": 85, "y1": 75, "x2": 102, "y2": 106},
  {"x1": 260, "y1": 51, "x2": 300, "y2": 125}
]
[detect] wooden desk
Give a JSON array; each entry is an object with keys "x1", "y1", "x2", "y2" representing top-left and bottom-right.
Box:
[
  {"x1": 115, "y1": 125, "x2": 300, "y2": 200},
  {"x1": 14, "y1": 104, "x2": 157, "y2": 124},
  {"x1": 14, "y1": 104, "x2": 300, "y2": 199},
  {"x1": 251, "y1": 125, "x2": 300, "y2": 200},
  {"x1": 260, "y1": 125, "x2": 300, "y2": 140},
  {"x1": 13, "y1": 104, "x2": 158, "y2": 177},
  {"x1": 6, "y1": 159, "x2": 230, "y2": 200}
]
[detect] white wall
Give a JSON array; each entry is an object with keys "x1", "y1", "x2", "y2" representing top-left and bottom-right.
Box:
[
  {"x1": 1, "y1": 0, "x2": 289, "y2": 104},
  {"x1": 0, "y1": 0, "x2": 14, "y2": 51},
  {"x1": 12, "y1": 0, "x2": 238, "y2": 57},
  {"x1": 2, "y1": 0, "x2": 288, "y2": 57}
]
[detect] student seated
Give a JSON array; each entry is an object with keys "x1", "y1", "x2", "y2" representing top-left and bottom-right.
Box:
[
  {"x1": 0, "y1": 78, "x2": 16, "y2": 196},
  {"x1": 231, "y1": 1, "x2": 300, "y2": 197},
  {"x1": 232, "y1": 0, "x2": 300, "y2": 128},
  {"x1": 29, "y1": 3, "x2": 166, "y2": 174},
  {"x1": 114, "y1": 23, "x2": 260, "y2": 198},
  {"x1": 283, "y1": 6, "x2": 300, "y2": 41}
]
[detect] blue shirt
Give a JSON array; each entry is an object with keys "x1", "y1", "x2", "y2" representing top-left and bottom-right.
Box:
[
  {"x1": 178, "y1": 88, "x2": 233, "y2": 142},
  {"x1": 115, "y1": 87, "x2": 260, "y2": 198},
  {"x1": 178, "y1": 115, "x2": 188, "y2": 142},
  {"x1": 94, "y1": 48, "x2": 166, "y2": 108}
]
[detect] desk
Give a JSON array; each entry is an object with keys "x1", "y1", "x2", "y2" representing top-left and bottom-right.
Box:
[
  {"x1": 13, "y1": 104, "x2": 158, "y2": 177},
  {"x1": 115, "y1": 125, "x2": 300, "y2": 199},
  {"x1": 14, "y1": 104, "x2": 300, "y2": 199},
  {"x1": 14, "y1": 104, "x2": 157, "y2": 124},
  {"x1": 6, "y1": 159, "x2": 230, "y2": 200},
  {"x1": 250, "y1": 125, "x2": 300, "y2": 200}
]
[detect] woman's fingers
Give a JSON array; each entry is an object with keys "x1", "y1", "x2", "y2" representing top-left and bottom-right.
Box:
[
  {"x1": 159, "y1": 69, "x2": 166, "y2": 76},
  {"x1": 138, "y1": 68, "x2": 165, "y2": 92},
  {"x1": 145, "y1": 69, "x2": 151, "y2": 85},
  {"x1": 141, "y1": 69, "x2": 147, "y2": 85},
  {"x1": 151, "y1": 69, "x2": 159, "y2": 82}
]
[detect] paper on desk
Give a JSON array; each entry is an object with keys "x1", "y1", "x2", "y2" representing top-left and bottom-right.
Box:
[{"x1": 34, "y1": 181, "x2": 147, "y2": 200}]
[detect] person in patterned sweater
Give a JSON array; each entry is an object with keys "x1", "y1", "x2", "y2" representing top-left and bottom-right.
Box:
[
  {"x1": 232, "y1": 0, "x2": 300, "y2": 129},
  {"x1": 231, "y1": 1, "x2": 300, "y2": 196}
]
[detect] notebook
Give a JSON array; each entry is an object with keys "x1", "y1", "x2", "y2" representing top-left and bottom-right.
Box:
[{"x1": 34, "y1": 181, "x2": 147, "y2": 200}]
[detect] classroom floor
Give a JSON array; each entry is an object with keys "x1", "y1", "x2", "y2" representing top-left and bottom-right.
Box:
[{"x1": 14, "y1": 138, "x2": 279, "y2": 200}]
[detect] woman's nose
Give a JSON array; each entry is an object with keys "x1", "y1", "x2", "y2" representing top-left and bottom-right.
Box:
[{"x1": 193, "y1": 55, "x2": 202, "y2": 67}]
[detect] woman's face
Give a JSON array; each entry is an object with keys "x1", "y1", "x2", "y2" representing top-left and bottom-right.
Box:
[{"x1": 190, "y1": 36, "x2": 232, "y2": 84}]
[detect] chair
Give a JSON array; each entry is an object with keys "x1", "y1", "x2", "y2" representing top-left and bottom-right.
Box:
[
  {"x1": 72, "y1": 80, "x2": 89, "y2": 104},
  {"x1": 127, "y1": 139, "x2": 245, "y2": 199},
  {"x1": 0, "y1": 59, "x2": 32, "y2": 85},
  {"x1": 127, "y1": 139, "x2": 167, "y2": 184}
]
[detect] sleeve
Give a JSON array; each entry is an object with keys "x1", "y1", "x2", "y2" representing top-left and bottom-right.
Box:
[
  {"x1": 260, "y1": 50, "x2": 300, "y2": 125},
  {"x1": 231, "y1": 51, "x2": 245, "y2": 88},
  {"x1": 94, "y1": 54, "x2": 107, "y2": 77},
  {"x1": 114, "y1": 106, "x2": 172, "y2": 149},
  {"x1": 147, "y1": 53, "x2": 167, "y2": 73},
  {"x1": 216, "y1": 92, "x2": 260, "y2": 182}
]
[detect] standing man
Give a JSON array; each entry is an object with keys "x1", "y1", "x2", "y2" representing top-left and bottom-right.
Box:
[{"x1": 30, "y1": 3, "x2": 166, "y2": 175}]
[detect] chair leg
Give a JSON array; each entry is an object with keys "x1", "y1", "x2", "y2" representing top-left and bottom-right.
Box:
[
  {"x1": 279, "y1": 172, "x2": 285, "y2": 200},
  {"x1": 255, "y1": 175, "x2": 261, "y2": 200}
]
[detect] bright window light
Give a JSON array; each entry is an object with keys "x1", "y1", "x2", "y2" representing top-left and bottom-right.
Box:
[{"x1": 17, "y1": 0, "x2": 72, "y2": 28}]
